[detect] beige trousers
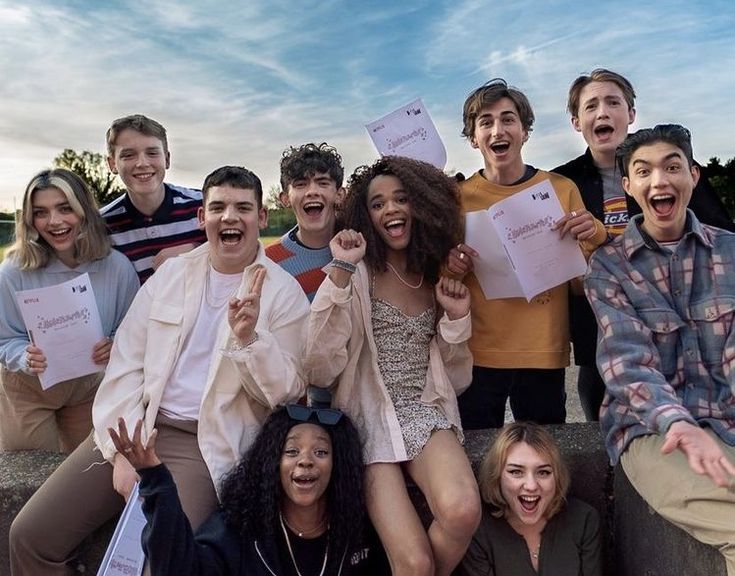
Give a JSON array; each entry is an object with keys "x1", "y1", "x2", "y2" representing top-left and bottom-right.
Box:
[
  {"x1": 9, "y1": 415, "x2": 219, "y2": 575},
  {"x1": 621, "y1": 431, "x2": 735, "y2": 576},
  {"x1": 0, "y1": 366, "x2": 100, "y2": 453}
]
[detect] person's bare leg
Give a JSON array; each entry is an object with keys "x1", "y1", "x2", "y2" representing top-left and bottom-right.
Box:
[
  {"x1": 407, "y1": 430, "x2": 481, "y2": 576},
  {"x1": 366, "y1": 462, "x2": 434, "y2": 576}
]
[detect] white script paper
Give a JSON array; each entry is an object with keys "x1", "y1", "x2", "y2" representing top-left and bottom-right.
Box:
[
  {"x1": 464, "y1": 210, "x2": 525, "y2": 299},
  {"x1": 97, "y1": 482, "x2": 146, "y2": 576},
  {"x1": 15, "y1": 273, "x2": 103, "y2": 389},
  {"x1": 465, "y1": 179, "x2": 588, "y2": 301},
  {"x1": 365, "y1": 98, "x2": 447, "y2": 169}
]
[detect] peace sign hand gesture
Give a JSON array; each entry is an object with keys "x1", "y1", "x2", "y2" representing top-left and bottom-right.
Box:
[{"x1": 228, "y1": 265, "x2": 266, "y2": 345}]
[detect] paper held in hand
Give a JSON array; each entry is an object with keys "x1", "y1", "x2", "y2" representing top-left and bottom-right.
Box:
[
  {"x1": 365, "y1": 98, "x2": 447, "y2": 170},
  {"x1": 464, "y1": 179, "x2": 588, "y2": 301},
  {"x1": 97, "y1": 482, "x2": 146, "y2": 576},
  {"x1": 14, "y1": 273, "x2": 104, "y2": 389}
]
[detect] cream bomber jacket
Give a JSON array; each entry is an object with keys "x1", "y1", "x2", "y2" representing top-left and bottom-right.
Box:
[
  {"x1": 92, "y1": 242, "x2": 309, "y2": 493},
  {"x1": 305, "y1": 262, "x2": 473, "y2": 464}
]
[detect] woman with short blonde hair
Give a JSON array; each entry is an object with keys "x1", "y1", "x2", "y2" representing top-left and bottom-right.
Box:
[{"x1": 457, "y1": 422, "x2": 602, "y2": 576}]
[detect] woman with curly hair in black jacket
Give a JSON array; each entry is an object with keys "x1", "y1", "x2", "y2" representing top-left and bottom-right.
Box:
[{"x1": 109, "y1": 405, "x2": 388, "y2": 575}]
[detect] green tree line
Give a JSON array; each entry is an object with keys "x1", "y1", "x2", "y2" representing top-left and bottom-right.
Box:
[{"x1": 705, "y1": 157, "x2": 735, "y2": 217}]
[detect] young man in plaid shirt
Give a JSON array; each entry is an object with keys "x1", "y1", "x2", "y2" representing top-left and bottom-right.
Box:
[{"x1": 585, "y1": 124, "x2": 735, "y2": 575}]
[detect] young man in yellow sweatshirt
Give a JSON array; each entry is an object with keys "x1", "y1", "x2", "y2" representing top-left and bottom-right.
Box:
[{"x1": 448, "y1": 79, "x2": 607, "y2": 429}]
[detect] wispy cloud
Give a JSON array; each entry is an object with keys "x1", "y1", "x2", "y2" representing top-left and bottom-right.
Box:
[{"x1": 0, "y1": 0, "x2": 734, "y2": 210}]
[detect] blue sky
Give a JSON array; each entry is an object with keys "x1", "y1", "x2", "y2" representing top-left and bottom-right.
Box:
[{"x1": 1, "y1": 0, "x2": 733, "y2": 211}]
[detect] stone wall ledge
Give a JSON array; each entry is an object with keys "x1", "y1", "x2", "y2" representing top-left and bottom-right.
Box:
[{"x1": 0, "y1": 423, "x2": 726, "y2": 575}]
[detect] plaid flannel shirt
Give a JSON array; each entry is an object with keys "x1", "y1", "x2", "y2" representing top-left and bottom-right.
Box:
[{"x1": 585, "y1": 210, "x2": 735, "y2": 464}]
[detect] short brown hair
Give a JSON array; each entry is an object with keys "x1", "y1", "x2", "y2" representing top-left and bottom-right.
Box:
[
  {"x1": 479, "y1": 422, "x2": 570, "y2": 519},
  {"x1": 106, "y1": 114, "x2": 168, "y2": 156},
  {"x1": 202, "y1": 165, "x2": 264, "y2": 208},
  {"x1": 567, "y1": 68, "x2": 636, "y2": 117},
  {"x1": 462, "y1": 78, "x2": 535, "y2": 139}
]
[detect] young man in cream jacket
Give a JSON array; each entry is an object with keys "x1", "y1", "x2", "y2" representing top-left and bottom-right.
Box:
[{"x1": 10, "y1": 166, "x2": 309, "y2": 576}]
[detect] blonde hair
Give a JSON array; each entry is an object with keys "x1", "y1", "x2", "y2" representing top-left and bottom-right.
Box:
[
  {"x1": 6, "y1": 169, "x2": 111, "y2": 269},
  {"x1": 479, "y1": 422, "x2": 570, "y2": 519}
]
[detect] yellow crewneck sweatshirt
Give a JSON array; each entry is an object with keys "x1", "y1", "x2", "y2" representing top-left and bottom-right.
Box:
[{"x1": 459, "y1": 169, "x2": 607, "y2": 369}]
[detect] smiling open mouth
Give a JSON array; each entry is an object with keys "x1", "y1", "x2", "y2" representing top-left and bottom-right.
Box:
[
  {"x1": 303, "y1": 201, "x2": 324, "y2": 216},
  {"x1": 650, "y1": 194, "x2": 676, "y2": 215},
  {"x1": 48, "y1": 228, "x2": 72, "y2": 238},
  {"x1": 519, "y1": 495, "x2": 540, "y2": 512},
  {"x1": 220, "y1": 229, "x2": 243, "y2": 244},
  {"x1": 490, "y1": 142, "x2": 510, "y2": 153},
  {"x1": 293, "y1": 475, "x2": 318, "y2": 488},
  {"x1": 384, "y1": 219, "x2": 406, "y2": 238}
]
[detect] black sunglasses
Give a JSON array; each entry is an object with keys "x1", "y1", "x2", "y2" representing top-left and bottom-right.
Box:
[{"x1": 286, "y1": 404, "x2": 343, "y2": 426}]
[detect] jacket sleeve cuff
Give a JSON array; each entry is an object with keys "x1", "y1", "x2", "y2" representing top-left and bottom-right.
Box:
[
  {"x1": 652, "y1": 404, "x2": 698, "y2": 434},
  {"x1": 438, "y1": 311, "x2": 471, "y2": 343},
  {"x1": 580, "y1": 218, "x2": 608, "y2": 252},
  {"x1": 138, "y1": 463, "x2": 176, "y2": 497},
  {"x1": 312, "y1": 274, "x2": 352, "y2": 310}
]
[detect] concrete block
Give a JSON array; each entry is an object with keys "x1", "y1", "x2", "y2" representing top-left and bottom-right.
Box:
[
  {"x1": 2, "y1": 424, "x2": 729, "y2": 576},
  {"x1": 0, "y1": 451, "x2": 116, "y2": 575}
]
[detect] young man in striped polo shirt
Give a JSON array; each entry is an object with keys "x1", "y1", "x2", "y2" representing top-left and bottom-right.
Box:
[{"x1": 102, "y1": 114, "x2": 205, "y2": 283}]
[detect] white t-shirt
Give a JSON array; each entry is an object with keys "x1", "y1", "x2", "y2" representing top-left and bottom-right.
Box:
[{"x1": 159, "y1": 266, "x2": 242, "y2": 420}]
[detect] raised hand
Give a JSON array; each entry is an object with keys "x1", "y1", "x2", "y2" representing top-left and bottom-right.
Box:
[
  {"x1": 435, "y1": 276, "x2": 471, "y2": 320},
  {"x1": 330, "y1": 229, "x2": 366, "y2": 264},
  {"x1": 228, "y1": 265, "x2": 265, "y2": 345},
  {"x1": 109, "y1": 417, "x2": 161, "y2": 472}
]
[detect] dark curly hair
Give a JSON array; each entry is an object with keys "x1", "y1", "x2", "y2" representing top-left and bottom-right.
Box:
[
  {"x1": 279, "y1": 142, "x2": 344, "y2": 191},
  {"x1": 341, "y1": 156, "x2": 462, "y2": 284},
  {"x1": 219, "y1": 407, "x2": 365, "y2": 571}
]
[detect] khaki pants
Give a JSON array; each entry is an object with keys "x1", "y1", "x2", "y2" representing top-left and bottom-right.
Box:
[
  {"x1": 621, "y1": 431, "x2": 735, "y2": 576},
  {"x1": 9, "y1": 415, "x2": 219, "y2": 575},
  {"x1": 0, "y1": 366, "x2": 100, "y2": 453}
]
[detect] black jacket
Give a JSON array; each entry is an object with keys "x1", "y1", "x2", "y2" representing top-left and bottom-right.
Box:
[
  {"x1": 553, "y1": 148, "x2": 735, "y2": 364},
  {"x1": 138, "y1": 465, "x2": 389, "y2": 576}
]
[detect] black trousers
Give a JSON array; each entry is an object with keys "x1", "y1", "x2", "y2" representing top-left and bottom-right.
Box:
[{"x1": 457, "y1": 366, "x2": 566, "y2": 430}]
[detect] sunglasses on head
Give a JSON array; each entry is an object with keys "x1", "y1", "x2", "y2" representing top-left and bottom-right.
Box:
[{"x1": 286, "y1": 404, "x2": 343, "y2": 426}]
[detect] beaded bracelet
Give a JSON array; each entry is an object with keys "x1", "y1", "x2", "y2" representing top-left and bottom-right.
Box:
[
  {"x1": 330, "y1": 258, "x2": 357, "y2": 274},
  {"x1": 227, "y1": 332, "x2": 258, "y2": 353}
]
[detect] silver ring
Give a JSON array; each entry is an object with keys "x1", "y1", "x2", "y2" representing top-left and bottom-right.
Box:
[
  {"x1": 570, "y1": 211, "x2": 578, "y2": 218},
  {"x1": 124, "y1": 447, "x2": 133, "y2": 453}
]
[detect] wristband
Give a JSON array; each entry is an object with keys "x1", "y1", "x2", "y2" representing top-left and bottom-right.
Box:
[{"x1": 330, "y1": 258, "x2": 357, "y2": 274}]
